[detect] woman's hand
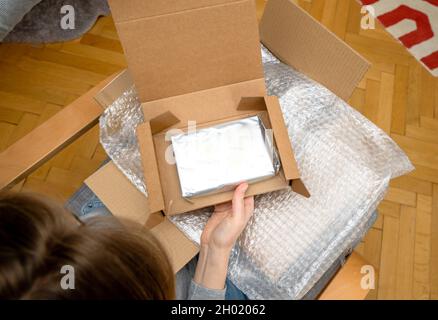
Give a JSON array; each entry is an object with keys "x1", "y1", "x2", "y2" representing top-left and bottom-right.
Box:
[
  {"x1": 201, "y1": 183, "x2": 254, "y2": 251},
  {"x1": 194, "y1": 183, "x2": 254, "y2": 290}
]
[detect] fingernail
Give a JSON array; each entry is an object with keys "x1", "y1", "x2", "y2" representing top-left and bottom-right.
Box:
[{"x1": 242, "y1": 183, "x2": 249, "y2": 192}]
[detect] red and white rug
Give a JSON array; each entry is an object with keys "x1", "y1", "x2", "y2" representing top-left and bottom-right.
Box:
[{"x1": 360, "y1": 0, "x2": 438, "y2": 76}]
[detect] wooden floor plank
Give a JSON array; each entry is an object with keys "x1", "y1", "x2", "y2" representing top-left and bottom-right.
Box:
[
  {"x1": 391, "y1": 64, "x2": 409, "y2": 135},
  {"x1": 390, "y1": 175, "x2": 433, "y2": 196},
  {"x1": 378, "y1": 200, "x2": 401, "y2": 219},
  {"x1": 420, "y1": 69, "x2": 436, "y2": 119},
  {"x1": 384, "y1": 188, "x2": 417, "y2": 208},
  {"x1": 363, "y1": 79, "x2": 380, "y2": 123},
  {"x1": 406, "y1": 125, "x2": 438, "y2": 145},
  {"x1": 376, "y1": 72, "x2": 394, "y2": 133},
  {"x1": 431, "y1": 185, "x2": 438, "y2": 299},
  {"x1": 406, "y1": 63, "x2": 422, "y2": 126},
  {"x1": 332, "y1": 0, "x2": 350, "y2": 40},
  {"x1": 362, "y1": 228, "x2": 383, "y2": 270},
  {"x1": 410, "y1": 165, "x2": 438, "y2": 185},
  {"x1": 421, "y1": 116, "x2": 438, "y2": 131},
  {"x1": 413, "y1": 195, "x2": 432, "y2": 299},
  {"x1": 395, "y1": 206, "x2": 416, "y2": 299},
  {"x1": 0, "y1": 107, "x2": 23, "y2": 124},
  {"x1": 6, "y1": 113, "x2": 40, "y2": 146},
  {"x1": 378, "y1": 215, "x2": 400, "y2": 299}
]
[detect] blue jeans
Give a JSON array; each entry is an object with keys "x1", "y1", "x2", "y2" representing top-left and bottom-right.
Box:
[{"x1": 225, "y1": 279, "x2": 248, "y2": 300}]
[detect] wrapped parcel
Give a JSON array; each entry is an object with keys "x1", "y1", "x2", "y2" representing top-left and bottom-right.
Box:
[{"x1": 171, "y1": 116, "x2": 281, "y2": 198}]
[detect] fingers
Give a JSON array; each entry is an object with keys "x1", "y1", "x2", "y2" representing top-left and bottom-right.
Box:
[
  {"x1": 244, "y1": 196, "x2": 254, "y2": 219},
  {"x1": 232, "y1": 183, "x2": 248, "y2": 218},
  {"x1": 214, "y1": 201, "x2": 232, "y2": 213}
]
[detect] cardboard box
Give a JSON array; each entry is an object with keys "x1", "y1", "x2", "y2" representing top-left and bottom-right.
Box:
[
  {"x1": 106, "y1": 0, "x2": 313, "y2": 216},
  {"x1": 138, "y1": 94, "x2": 309, "y2": 216},
  {"x1": 89, "y1": 0, "x2": 370, "y2": 283}
]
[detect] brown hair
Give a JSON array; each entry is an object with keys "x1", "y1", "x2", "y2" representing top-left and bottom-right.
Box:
[{"x1": 0, "y1": 192, "x2": 175, "y2": 300}]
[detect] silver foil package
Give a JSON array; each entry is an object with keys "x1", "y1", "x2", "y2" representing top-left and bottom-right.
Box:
[
  {"x1": 171, "y1": 116, "x2": 281, "y2": 198},
  {"x1": 99, "y1": 45, "x2": 414, "y2": 299}
]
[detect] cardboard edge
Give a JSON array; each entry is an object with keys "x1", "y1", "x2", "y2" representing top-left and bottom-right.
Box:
[
  {"x1": 150, "y1": 111, "x2": 181, "y2": 134},
  {"x1": 109, "y1": 0, "x2": 247, "y2": 23},
  {"x1": 150, "y1": 218, "x2": 199, "y2": 273},
  {"x1": 291, "y1": 178, "x2": 311, "y2": 199},
  {"x1": 236, "y1": 96, "x2": 266, "y2": 111},
  {"x1": 259, "y1": 0, "x2": 370, "y2": 101},
  {"x1": 85, "y1": 161, "x2": 198, "y2": 273},
  {"x1": 263, "y1": 95, "x2": 310, "y2": 197},
  {"x1": 93, "y1": 69, "x2": 132, "y2": 107},
  {"x1": 136, "y1": 122, "x2": 166, "y2": 213},
  {"x1": 85, "y1": 162, "x2": 152, "y2": 225},
  {"x1": 263, "y1": 96, "x2": 300, "y2": 179}
]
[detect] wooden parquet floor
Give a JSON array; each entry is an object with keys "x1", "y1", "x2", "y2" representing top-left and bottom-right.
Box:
[{"x1": 0, "y1": 0, "x2": 437, "y2": 300}]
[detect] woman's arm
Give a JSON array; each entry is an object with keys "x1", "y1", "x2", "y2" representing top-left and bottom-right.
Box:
[{"x1": 192, "y1": 183, "x2": 254, "y2": 296}]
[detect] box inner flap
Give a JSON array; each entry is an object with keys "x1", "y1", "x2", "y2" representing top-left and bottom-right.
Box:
[
  {"x1": 136, "y1": 123, "x2": 166, "y2": 213},
  {"x1": 109, "y1": 0, "x2": 264, "y2": 102},
  {"x1": 142, "y1": 79, "x2": 266, "y2": 125},
  {"x1": 150, "y1": 219, "x2": 199, "y2": 273},
  {"x1": 262, "y1": 96, "x2": 300, "y2": 180},
  {"x1": 259, "y1": 0, "x2": 370, "y2": 101},
  {"x1": 85, "y1": 162, "x2": 198, "y2": 272},
  {"x1": 85, "y1": 162, "x2": 151, "y2": 226}
]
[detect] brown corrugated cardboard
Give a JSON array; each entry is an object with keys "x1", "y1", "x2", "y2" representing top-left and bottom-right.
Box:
[
  {"x1": 260, "y1": 0, "x2": 370, "y2": 101},
  {"x1": 86, "y1": 162, "x2": 199, "y2": 272},
  {"x1": 136, "y1": 122, "x2": 166, "y2": 215},
  {"x1": 141, "y1": 79, "x2": 267, "y2": 124},
  {"x1": 263, "y1": 96, "x2": 300, "y2": 180},
  {"x1": 107, "y1": 0, "x2": 263, "y2": 102},
  {"x1": 94, "y1": 69, "x2": 132, "y2": 107},
  {"x1": 150, "y1": 219, "x2": 199, "y2": 272},
  {"x1": 109, "y1": 0, "x2": 241, "y2": 22},
  {"x1": 85, "y1": 162, "x2": 152, "y2": 225}
]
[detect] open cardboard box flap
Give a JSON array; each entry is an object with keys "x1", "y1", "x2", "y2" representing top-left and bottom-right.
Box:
[
  {"x1": 260, "y1": 0, "x2": 370, "y2": 101},
  {"x1": 107, "y1": 0, "x2": 264, "y2": 102},
  {"x1": 91, "y1": 0, "x2": 370, "y2": 273}
]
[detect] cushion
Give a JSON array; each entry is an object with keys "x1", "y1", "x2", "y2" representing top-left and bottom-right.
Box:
[{"x1": 0, "y1": 0, "x2": 42, "y2": 40}]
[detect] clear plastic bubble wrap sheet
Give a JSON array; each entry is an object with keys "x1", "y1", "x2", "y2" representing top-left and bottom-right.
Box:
[
  {"x1": 100, "y1": 46, "x2": 413, "y2": 300},
  {"x1": 99, "y1": 86, "x2": 147, "y2": 196}
]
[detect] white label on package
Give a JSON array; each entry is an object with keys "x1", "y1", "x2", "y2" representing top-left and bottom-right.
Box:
[{"x1": 170, "y1": 116, "x2": 281, "y2": 198}]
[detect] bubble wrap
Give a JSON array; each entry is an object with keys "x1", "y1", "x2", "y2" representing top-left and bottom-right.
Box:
[
  {"x1": 99, "y1": 86, "x2": 147, "y2": 196},
  {"x1": 100, "y1": 46, "x2": 413, "y2": 300}
]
